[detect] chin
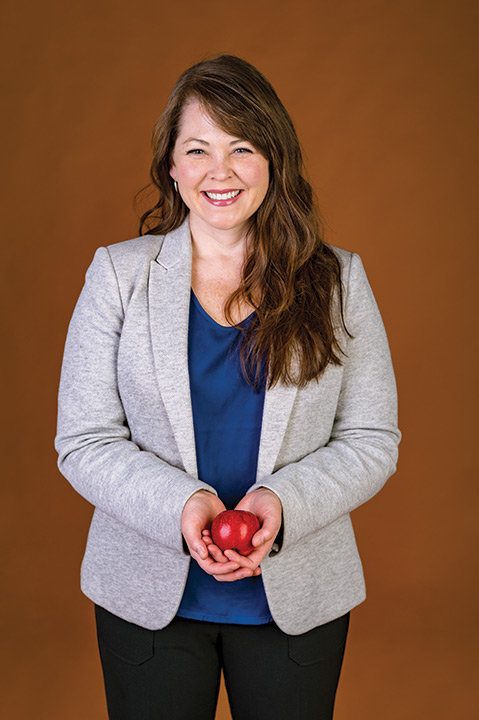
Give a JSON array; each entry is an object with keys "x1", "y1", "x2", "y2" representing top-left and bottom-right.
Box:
[{"x1": 200, "y1": 214, "x2": 249, "y2": 234}]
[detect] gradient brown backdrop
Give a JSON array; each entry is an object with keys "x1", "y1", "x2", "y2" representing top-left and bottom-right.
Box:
[{"x1": 2, "y1": 1, "x2": 477, "y2": 718}]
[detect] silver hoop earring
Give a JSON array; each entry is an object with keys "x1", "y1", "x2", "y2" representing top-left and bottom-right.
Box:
[{"x1": 173, "y1": 180, "x2": 178, "y2": 193}]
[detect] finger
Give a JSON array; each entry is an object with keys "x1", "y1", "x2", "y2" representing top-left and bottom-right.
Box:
[
  {"x1": 252, "y1": 529, "x2": 271, "y2": 547},
  {"x1": 249, "y1": 545, "x2": 273, "y2": 565},
  {"x1": 207, "y1": 544, "x2": 230, "y2": 563},
  {"x1": 254, "y1": 515, "x2": 283, "y2": 547},
  {"x1": 224, "y1": 549, "x2": 256, "y2": 567},
  {"x1": 213, "y1": 567, "x2": 256, "y2": 582},
  {"x1": 182, "y1": 523, "x2": 210, "y2": 559},
  {"x1": 231, "y1": 542, "x2": 273, "y2": 570},
  {"x1": 252, "y1": 516, "x2": 280, "y2": 546},
  {"x1": 193, "y1": 553, "x2": 241, "y2": 576},
  {"x1": 190, "y1": 539, "x2": 209, "y2": 560},
  {"x1": 218, "y1": 562, "x2": 262, "y2": 577}
]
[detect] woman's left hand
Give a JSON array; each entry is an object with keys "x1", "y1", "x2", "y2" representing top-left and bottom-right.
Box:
[{"x1": 203, "y1": 488, "x2": 283, "y2": 582}]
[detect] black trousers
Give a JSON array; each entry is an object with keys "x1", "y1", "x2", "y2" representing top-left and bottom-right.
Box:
[{"x1": 95, "y1": 604, "x2": 349, "y2": 720}]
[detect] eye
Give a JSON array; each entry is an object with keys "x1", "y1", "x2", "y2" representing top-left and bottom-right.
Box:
[
  {"x1": 234, "y1": 147, "x2": 253, "y2": 154},
  {"x1": 186, "y1": 149, "x2": 205, "y2": 155}
]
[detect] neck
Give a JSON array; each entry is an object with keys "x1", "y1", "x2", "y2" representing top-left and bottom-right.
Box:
[{"x1": 188, "y1": 215, "x2": 251, "y2": 264}]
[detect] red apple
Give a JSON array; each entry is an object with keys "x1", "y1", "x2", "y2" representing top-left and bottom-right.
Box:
[{"x1": 211, "y1": 510, "x2": 260, "y2": 556}]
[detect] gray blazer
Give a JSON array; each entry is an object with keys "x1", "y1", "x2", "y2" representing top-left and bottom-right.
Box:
[{"x1": 55, "y1": 218, "x2": 400, "y2": 634}]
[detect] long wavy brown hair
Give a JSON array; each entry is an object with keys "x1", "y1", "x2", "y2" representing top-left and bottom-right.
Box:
[{"x1": 137, "y1": 55, "x2": 350, "y2": 388}]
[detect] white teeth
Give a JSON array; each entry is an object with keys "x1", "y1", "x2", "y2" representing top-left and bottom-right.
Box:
[{"x1": 205, "y1": 190, "x2": 240, "y2": 200}]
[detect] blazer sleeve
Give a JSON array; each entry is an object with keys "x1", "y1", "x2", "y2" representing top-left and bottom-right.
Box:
[
  {"x1": 54, "y1": 246, "x2": 217, "y2": 553},
  {"x1": 249, "y1": 252, "x2": 400, "y2": 551}
]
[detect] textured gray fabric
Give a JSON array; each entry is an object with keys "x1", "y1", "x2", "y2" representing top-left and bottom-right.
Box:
[{"x1": 55, "y1": 218, "x2": 400, "y2": 634}]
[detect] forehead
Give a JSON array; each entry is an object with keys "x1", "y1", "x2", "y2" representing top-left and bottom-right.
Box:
[{"x1": 176, "y1": 99, "x2": 241, "y2": 141}]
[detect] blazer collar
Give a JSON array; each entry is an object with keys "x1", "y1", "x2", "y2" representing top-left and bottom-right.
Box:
[
  {"x1": 148, "y1": 216, "x2": 298, "y2": 482},
  {"x1": 155, "y1": 218, "x2": 192, "y2": 270}
]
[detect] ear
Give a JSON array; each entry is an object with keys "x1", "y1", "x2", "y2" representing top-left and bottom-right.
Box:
[{"x1": 169, "y1": 164, "x2": 177, "y2": 181}]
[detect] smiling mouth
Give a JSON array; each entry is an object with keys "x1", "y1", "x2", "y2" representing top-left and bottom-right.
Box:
[{"x1": 203, "y1": 190, "x2": 242, "y2": 200}]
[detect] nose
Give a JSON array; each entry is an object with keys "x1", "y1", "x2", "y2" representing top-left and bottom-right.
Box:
[{"x1": 208, "y1": 152, "x2": 233, "y2": 181}]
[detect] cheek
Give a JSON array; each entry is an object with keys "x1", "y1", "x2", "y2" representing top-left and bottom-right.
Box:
[
  {"x1": 248, "y1": 160, "x2": 270, "y2": 199},
  {"x1": 175, "y1": 161, "x2": 203, "y2": 185}
]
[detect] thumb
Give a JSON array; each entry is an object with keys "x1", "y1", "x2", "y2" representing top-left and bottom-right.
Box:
[
  {"x1": 182, "y1": 518, "x2": 208, "y2": 559},
  {"x1": 252, "y1": 510, "x2": 281, "y2": 547},
  {"x1": 183, "y1": 530, "x2": 209, "y2": 560},
  {"x1": 252, "y1": 525, "x2": 272, "y2": 547},
  {"x1": 194, "y1": 541, "x2": 209, "y2": 560}
]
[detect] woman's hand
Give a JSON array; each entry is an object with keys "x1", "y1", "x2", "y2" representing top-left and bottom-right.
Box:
[
  {"x1": 204, "y1": 488, "x2": 283, "y2": 582},
  {"x1": 181, "y1": 490, "x2": 249, "y2": 580}
]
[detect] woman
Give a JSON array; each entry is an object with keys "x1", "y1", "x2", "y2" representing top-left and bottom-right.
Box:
[{"x1": 55, "y1": 55, "x2": 400, "y2": 719}]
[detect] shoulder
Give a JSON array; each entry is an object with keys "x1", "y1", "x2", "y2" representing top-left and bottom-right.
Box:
[
  {"x1": 326, "y1": 243, "x2": 363, "y2": 289},
  {"x1": 105, "y1": 233, "x2": 166, "y2": 275},
  {"x1": 327, "y1": 244, "x2": 353, "y2": 264},
  {"x1": 82, "y1": 235, "x2": 167, "y2": 304},
  {"x1": 327, "y1": 243, "x2": 360, "y2": 268},
  {"x1": 78, "y1": 234, "x2": 165, "y2": 313},
  {"x1": 326, "y1": 245, "x2": 379, "y2": 326},
  {"x1": 82, "y1": 221, "x2": 191, "y2": 310}
]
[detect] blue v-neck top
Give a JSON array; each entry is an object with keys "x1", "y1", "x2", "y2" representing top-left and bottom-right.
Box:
[{"x1": 176, "y1": 292, "x2": 272, "y2": 624}]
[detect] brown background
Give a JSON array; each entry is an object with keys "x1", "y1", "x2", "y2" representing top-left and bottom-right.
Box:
[{"x1": 1, "y1": 0, "x2": 477, "y2": 718}]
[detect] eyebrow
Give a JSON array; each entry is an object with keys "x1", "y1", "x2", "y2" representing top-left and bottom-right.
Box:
[{"x1": 182, "y1": 137, "x2": 247, "y2": 146}]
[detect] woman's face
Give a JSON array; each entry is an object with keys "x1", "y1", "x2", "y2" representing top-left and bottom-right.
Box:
[{"x1": 169, "y1": 99, "x2": 270, "y2": 238}]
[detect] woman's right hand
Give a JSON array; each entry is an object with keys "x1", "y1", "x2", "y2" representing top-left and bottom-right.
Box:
[{"x1": 181, "y1": 491, "x2": 255, "y2": 580}]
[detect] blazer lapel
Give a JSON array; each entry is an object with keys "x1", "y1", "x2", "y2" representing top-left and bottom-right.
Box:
[{"x1": 148, "y1": 221, "x2": 198, "y2": 478}]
